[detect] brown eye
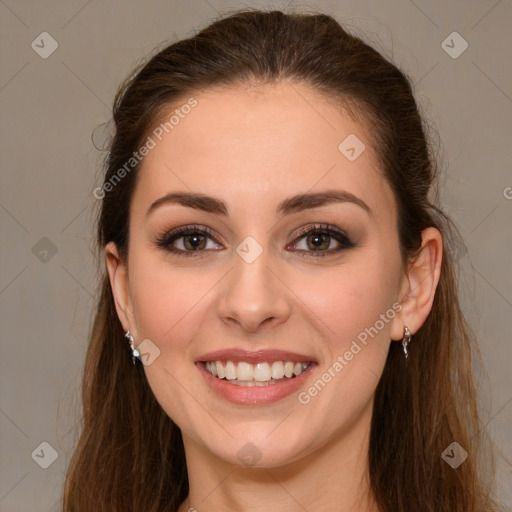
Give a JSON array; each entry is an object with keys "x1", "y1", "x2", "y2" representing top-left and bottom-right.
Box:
[
  {"x1": 305, "y1": 232, "x2": 332, "y2": 251},
  {"x1": 156, "y1": 225, "x2": 223, "y2": 257},
  {"x1": 290, "y1": 224, "x2": 354, "y2": 258},
  {"x1": 182, "y1": 233, "x2": 208, "y2": 251}
]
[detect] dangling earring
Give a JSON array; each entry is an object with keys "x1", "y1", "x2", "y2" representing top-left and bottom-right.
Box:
[
  {"x1": 402, "y1": 326, "x2": 412, "y2": 360},
  {"x1": 124, "y1": 330, "x2": 140, "y2": 365}
]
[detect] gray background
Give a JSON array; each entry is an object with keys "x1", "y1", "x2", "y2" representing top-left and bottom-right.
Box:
[{"x1": 1, "y1": 0, "x2": 511, "y2": 510}]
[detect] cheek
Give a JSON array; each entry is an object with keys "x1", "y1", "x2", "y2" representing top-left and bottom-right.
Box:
[
  {"x1": 128, "y1": 256, "x2": 217, "y2": 425},
  {"x1": 297, "y1": 258, "x2": 401, "y2": 356},
  {"x1": 290, "y1": 265, "x2": 399, "y2": 433},
  {"x1": 291, "y1": 255, "x2": 401, "y2": 420},
  {"x1": 128, "y1": 253, "x2": 213, "y2": 343}
]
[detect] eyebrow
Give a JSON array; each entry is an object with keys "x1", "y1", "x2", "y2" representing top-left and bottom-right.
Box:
[{"x1": 145, "y1": 189, "x2": 372, "y2": 218}]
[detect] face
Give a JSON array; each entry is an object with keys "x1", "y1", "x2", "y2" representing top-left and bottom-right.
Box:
[{"x1": 108, "y1": 82, "x2": 410, "y2": 467}]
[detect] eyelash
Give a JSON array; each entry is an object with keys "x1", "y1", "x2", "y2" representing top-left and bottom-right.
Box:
[{"x1": 155, "y1": 223, "x2": 355, "y2": 259}]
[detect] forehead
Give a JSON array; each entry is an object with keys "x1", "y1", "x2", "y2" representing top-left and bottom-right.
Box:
[{"x1": 132, "y1": 82, "x2": 396, "y2": 224}]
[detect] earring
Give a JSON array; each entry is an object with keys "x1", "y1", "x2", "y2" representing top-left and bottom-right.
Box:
[
  {"x1": 402, "y1": 326, "x2": 412, "y2": 360},
  {"x1": 124, "y1": 330, "x2": 140, "y2": 365}
]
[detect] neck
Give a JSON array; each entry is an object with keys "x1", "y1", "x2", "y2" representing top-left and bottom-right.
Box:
[{"x1": 178, "y1": 400, "x2": 380, "y2": 512}]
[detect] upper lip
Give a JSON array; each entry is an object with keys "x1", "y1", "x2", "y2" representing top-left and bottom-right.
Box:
[{"x1": 196, "y1": 348, "x2": 317, "y2": 364}]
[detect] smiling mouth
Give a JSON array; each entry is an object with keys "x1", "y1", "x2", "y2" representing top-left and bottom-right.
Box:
[{"x1": 203, "y1": 360, "x2": 313, "y2": 386}]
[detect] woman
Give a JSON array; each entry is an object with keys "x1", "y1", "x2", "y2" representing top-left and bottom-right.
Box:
[{"x1": 63, "y1": 9, "x2": 502, "y2": 512}]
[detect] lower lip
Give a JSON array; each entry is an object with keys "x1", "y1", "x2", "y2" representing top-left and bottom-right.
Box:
[{"x1": 196, "y1": 362, "x2": 317, "y2": 405}]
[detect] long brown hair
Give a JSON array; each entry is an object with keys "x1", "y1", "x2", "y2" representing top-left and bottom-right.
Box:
[{"x1": 63, "y1": 8, "x2": 502, "y2": 511}]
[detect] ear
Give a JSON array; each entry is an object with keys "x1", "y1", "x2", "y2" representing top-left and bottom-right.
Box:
[
  {"x1": 105, "y1": 241, "x2": 137, "y2": 337},
  {"x1": 390, "y1": 227, "x2": 443, "y2": 340}
]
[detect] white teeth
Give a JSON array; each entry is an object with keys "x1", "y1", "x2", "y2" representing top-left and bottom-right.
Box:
[
  {"x1": 271, "y1": 361, "x2": 284, "y2": 379},
  {"x1": 230, "y1": 379, "x2": 273, "y2": 387},
  {"x1": 216, "y1": 361, "x2": 225, "y2": 379},
  {"x1": 237, "y1": 361, "x2": 253, "y2": 381},
  {"x1": 253, "y1": 362, "x2": 271, "y2": 382},
  {"x1": 204, "y1": 360, "x2": 311, "y2": 383},
  {"x1": 225, "y1": 361, "x2": 237, "y2": 380}
]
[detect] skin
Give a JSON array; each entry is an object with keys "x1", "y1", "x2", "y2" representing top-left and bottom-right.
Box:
[{"x1": 106, "y1": 81, "x2": 442, "y2": 512}]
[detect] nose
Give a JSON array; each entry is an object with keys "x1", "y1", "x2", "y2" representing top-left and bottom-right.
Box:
[{"x1": 216, "y1": 247, "x2": 292, "y2": 333}]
